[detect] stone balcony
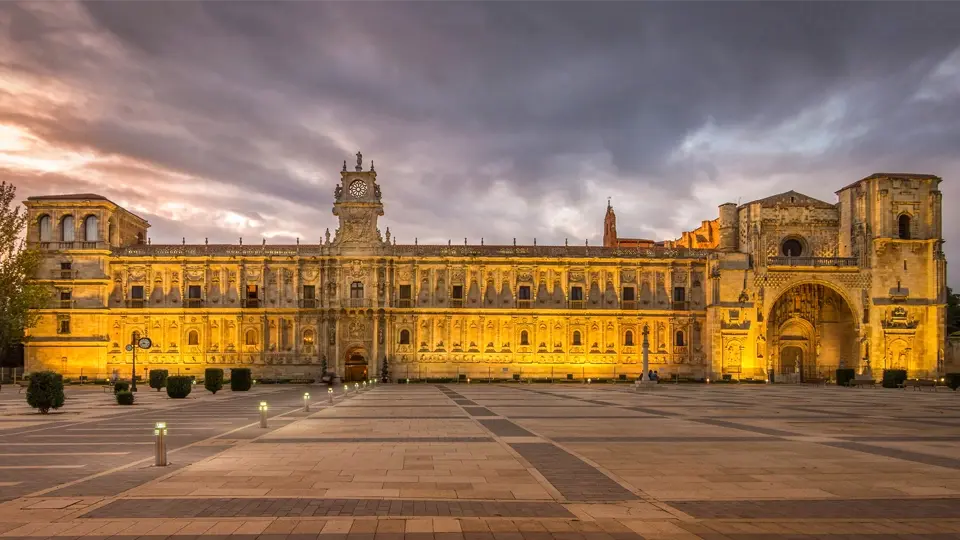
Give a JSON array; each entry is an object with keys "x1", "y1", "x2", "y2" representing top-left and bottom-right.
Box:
[{"x1": 767, "y1": 256, "x2": 859, "y2": 268}]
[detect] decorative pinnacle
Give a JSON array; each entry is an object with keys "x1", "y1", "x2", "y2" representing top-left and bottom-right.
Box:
[{"x1": 342, "y1": 160, "x2": 347, "y2": 172}]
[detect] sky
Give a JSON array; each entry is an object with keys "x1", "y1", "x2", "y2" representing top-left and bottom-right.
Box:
[{"x1": 1, "y1": 2, "x2": 958, "y2": 286}]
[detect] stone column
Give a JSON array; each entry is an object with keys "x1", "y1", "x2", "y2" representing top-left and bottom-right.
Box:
[{"x1": 641, "y1": 323, "x2": 650, "y2": 381}]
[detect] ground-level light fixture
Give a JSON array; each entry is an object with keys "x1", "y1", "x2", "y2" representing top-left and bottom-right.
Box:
[{"x1": 154, "y1": 421, "x2": 168, "y2": 466}]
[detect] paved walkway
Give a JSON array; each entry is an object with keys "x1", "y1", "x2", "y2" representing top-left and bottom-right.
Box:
[{"x1": 1, "y1": 382, "x2": 959, "y2": 538}]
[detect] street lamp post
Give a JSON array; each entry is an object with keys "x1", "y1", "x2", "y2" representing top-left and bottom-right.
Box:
[{"x1": 125, "y1": 331, "x2": 153, "y2": 392}]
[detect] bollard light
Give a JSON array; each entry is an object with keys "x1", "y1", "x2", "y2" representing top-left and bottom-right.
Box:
[
  {"x1": 259, "y1": 401, "x2": 268, "y2": 428},
  {"x1": 328, "y1": 387, "x2": 334, "y2": 402},
  {"x1": 587, "y1": 378, "x2": 592, "y2": 384},
  {"x1": 355, "y1": 383, "x2": 359, "y2": 392},
  {"x1": 154, "y1": 422, "x2": 168, "y2": 466},
  {"x1": 467, "y1": 378, "x2": 471, "y2": 384},
  {"x1": 303, "y1": 392, "x2": 311, "y2": 412},
  {"x1": 706, "y1": 378, "x2": 711, "y2": 384}
]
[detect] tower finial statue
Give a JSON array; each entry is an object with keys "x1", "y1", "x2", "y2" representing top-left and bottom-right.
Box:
[
  {"x1": 355, "y1": 151, "x2": 363, "y2": 172},
  {"x1": 342, "y1": 160, "x2": 347, "y2": 172}
]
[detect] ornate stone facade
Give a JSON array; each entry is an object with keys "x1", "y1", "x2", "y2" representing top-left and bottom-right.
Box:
[{"x1": 23, "y1": 165, "x2": 949, "y2": 382}]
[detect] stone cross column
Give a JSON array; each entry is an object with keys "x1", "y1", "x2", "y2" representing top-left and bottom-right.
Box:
[{"x1": 641, "y1": 323, "x2": 650, "y2": 381}]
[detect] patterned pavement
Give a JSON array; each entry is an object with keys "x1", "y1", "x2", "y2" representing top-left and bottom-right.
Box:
[{"x1": 1, "y1": 381, "x2": 959, "y2": 538}]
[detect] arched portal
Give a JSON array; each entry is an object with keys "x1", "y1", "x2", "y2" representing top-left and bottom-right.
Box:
[
  {"x1": 344, "y1": 347, "x2": 368, "y2": 382},
  {"x1": 767, "y1": 283, "x2": 858, "y2": 382}
]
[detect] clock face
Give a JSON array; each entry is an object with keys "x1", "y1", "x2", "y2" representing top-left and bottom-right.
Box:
[
  {"x1": 348, "y1": 179, "x2": 367, "y2": 198},
  {"x1": 138, "y1": 337, "x2": 153, "y2": 349}
]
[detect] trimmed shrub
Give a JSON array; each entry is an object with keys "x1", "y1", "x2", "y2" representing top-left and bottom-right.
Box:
[
  {"x1": 882, "y1": 369, "x2": 908, "y2": 389},
  {"x1": 116, "y1": 390, "x2": 135, "y2": 405},
  {"x1": 945, "y1": 373, "x2": 960, "y2": 391},
  {"x1": 149, "y1": 369, "x2": 168, "y2": 391},
  {"x1": 204, "y1": 368, "x2": 224, "y2": 394},
  {"x1": 114, "y1": 381, "x2": 130, "y2": 393},
  {"x1": 166, "y1": 376, "x2": 193, "y2": 398},
  {"x1": 836, "y1": 368, "x2": 856, "y2": 387},
  {"x1": 231, "y1": 368, "x2": 252, "y2": 391},
  {"x1": 26, "y1": 371, "x2": 65, "y2": 414}
]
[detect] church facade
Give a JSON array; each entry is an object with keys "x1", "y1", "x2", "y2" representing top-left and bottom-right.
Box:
[{"x1": 23, "y1": 154, "x2": 950, "y2": 382}]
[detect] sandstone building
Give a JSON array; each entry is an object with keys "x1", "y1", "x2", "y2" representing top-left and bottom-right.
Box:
[{"x1": 23, "y1": 154, "x2": 949, "y2": 382}]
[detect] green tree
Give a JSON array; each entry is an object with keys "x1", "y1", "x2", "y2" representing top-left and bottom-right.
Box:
[
  {"x1": 0, "y1": 182, "x2": 49, "y2": 367},
  {"x1": 948, "y1": 286, "x2": 960, "y2": 335}
]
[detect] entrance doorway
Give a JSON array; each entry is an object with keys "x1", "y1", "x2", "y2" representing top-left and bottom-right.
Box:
[
  {"x1": 767, "y1": 283, "x2": 857, "y2": 382},
  {"x1": 780, "y1": 346, "x2": 804, "y2": 381},
  {"x1": 345, "y1": 352, "x2": 368, "y2": 382}
]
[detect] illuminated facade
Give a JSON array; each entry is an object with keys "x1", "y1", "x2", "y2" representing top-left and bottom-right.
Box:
[{"x1": 23, "y1": 155, "x2": 949, "y2": 382}]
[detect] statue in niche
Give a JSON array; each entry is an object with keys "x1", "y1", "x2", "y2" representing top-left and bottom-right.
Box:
[{"x1": 335, "y1": 185, "x2": 342, "y2": 199}]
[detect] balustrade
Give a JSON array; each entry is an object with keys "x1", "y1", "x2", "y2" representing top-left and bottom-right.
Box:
[{"x1": 768, "y1": 256, "x2": 858, "y2": 267}]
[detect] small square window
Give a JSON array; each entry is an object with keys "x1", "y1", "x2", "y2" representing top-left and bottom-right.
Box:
[{"x1": 57, "y1": 317, "x2": 71, "y2": 335}]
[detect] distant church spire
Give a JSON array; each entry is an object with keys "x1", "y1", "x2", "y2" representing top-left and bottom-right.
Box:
[{"x1": 603, "y1": 199, "x2": 618, "y2": 248}]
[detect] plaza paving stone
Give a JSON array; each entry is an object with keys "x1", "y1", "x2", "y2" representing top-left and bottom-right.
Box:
[{"x1": 1, "y1": 382, "x2": 960, "y2": 538}]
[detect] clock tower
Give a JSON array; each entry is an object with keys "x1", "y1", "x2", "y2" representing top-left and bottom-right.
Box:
[{"x1": 331, "y1": 151, "x2": 384, "y2": 248}]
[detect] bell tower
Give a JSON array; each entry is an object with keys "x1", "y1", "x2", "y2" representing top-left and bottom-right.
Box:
[
  {"x1": 603, "y1": 199, "x2": 617, "y2": 248},
  {"x1": 331, "y1": 151, "x2": 384, "y2": 248}
]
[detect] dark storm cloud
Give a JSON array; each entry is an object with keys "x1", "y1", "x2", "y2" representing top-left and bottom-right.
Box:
[{"x1": 3, "y1": 1, "x2": 959, "y2": 284}]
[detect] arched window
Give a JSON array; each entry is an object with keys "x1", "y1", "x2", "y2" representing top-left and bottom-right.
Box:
[
  {"x1": 625, "y1": 330, "x2": 634, "y2": 346},
  {"x1": 898, "y1": 214, "x2": 911, "y2": 240},
  {"x1": 61, "y1": 215, "x2": 75, "y2": 242},
  {"x1": 675, "y1": 330, "x2": 686, "y2": 347},
  {"x1": 38, "y1": 215, "x2": 52, "y2": 242},
  {"x1": 572, "y1": 330, "x2": 582, "y2": 346},
  {"x1": 83, "y1": 215, "x2": 99, "y2": 242},
  {"x1": 303, "y1": 329, "x2": 315, "y2": 346},
  {"x1": 187, "y1": 330, "x2": 199, "y2": 346},
  {"x1": 520, "y1": 330, "x2": 529, "y2": 346},
  {"x1": 399, "y1": 329, "x2": 411, "y2": 345},
  {"x1": 781, "y1": 238, "x2": 802, "y2": 257},
  {"x1": 350, "y1": 281, "x2": 364, "y2": 298},
  {"x1": 245, "y1": 329, "x2": 258, "y2": 346},
  {"x1": 136, "y1": 232, "x2": 144, "y2": 244}
]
